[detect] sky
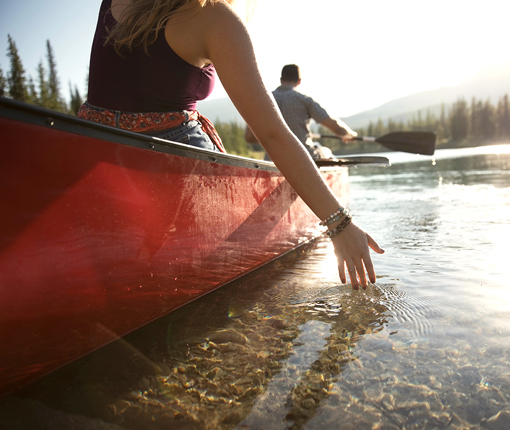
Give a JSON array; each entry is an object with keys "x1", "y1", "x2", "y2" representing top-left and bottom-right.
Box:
[{"x1": 1, "y1": 0, "x2": 509, "y2": 118}]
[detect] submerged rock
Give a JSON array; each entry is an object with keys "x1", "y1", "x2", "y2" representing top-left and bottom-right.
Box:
[
  {"x1": 487, "y1": 410, "x2": 510, "y2": 430},
  {"x1": 208, "y1": 329, "x2": 248, "y2": 345}
]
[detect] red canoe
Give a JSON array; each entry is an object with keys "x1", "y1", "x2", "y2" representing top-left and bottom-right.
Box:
[{"x1": 0, "y1": 98, "x2": 386, "y2": 395}]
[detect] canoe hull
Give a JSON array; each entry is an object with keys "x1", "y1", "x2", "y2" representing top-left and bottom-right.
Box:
[{"x1": 0, "y1": 99, "x2": 348, "y2": 395}]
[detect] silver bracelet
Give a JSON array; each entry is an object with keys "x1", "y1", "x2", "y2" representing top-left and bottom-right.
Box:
[
  {"x1": 319, "y1": 207, "x2": 349, "y2": 226},
  {"x1": 325, "y1": 214, "x2": 352, "y2": 239}
]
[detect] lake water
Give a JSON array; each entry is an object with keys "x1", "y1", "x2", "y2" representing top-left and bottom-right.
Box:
[{"x1": 1, "y1": 144, "x2": 510, "y2": 430}]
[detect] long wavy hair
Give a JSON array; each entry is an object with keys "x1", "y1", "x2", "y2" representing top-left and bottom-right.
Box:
[{"x1": 106, "y1": 0, "x2": 234, "y2": 53}]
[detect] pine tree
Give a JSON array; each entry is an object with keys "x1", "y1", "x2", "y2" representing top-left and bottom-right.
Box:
[
  {"x1": 496, "y1": 94, "x2": 510, "y2": 139},
  {"x1": 425, "y1": 110, "x2": 436, "y2": 133},
  {"x1": 503, "y1": 94, "x2": 510, "y2": 139},
  {"x1": 27, "y1": 76, "x2": 37, "y2": 103},
  {"x1": 6, "y1": 34, "x2": 28, "y2": 101},
  {"x1": 435, "y1": 123, "x2": 446, "y2": 143},
  {"x1": 469, "y1": 97, "x2": 484, "y2": 140},
  {"x1": 387, "y1": 118, "x2": 398, "y2": 133},
  {"x1": 374, "y1": 118, "x2": 384, "y2": 137},
  {"x1": 36, "y1": 61, "x2": 49, "y2": 107},
  {"x1": 46, "y1": 40, "x2": 65, "y2": 111},
  {"x1": 438, "y1": 104, "x2": 449, "y2": 141},
  {"x1": 415, "y1": 111, "x2": 424, "y2": 131},
  {"x1": 69, "y1": 83, "x2": 83, "y2": 115},
  {"x1": 367, "y1": 122, "x2": 374, "y2": 137},
  {"x1": 479, "y1": 99, "x2": 496, "y2": 141},
  {"x1": 0, "y1": 66, "x2": 6, "y2": 97},
  {"x1": 449, "y1": 99, "x2": 469, "y2": 141}
]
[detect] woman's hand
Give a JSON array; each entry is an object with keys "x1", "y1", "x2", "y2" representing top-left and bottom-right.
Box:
[{"x1": 332, "y1": 223, "x2": 385, "y2": 290}]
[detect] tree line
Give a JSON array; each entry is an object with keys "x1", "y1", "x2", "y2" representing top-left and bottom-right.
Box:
[
  {"x1": 218, "y1": 93, "x2": 510, "y2": 157},
  {"x1": 3, "y1": 34, "x2": 509, "y2": 156},
  {"x1": 218, "y1": 93, "x2": 510, "y2": 156},
  {"x1": 1, "y1": 35, "x2": 83, "y2": 115},
  {"x1": 360, "y1": 95, "x2": 510, "y2": 144},
  {"x1": 320, "y1": 94, "x2": 510, "y2": 154}
]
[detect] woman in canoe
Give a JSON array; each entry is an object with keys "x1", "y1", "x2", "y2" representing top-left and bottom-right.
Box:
[{"x1": 79, "y1": 0, "x2": 385, "y2": 290}]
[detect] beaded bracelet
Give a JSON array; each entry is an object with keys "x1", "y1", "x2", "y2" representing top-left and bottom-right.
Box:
[
  {"x1": 319, "y1": 207, "x2": 349, "y2": 226},
  {"x1": 325, "y1": 214, "x2": 352, "y2": 239}
]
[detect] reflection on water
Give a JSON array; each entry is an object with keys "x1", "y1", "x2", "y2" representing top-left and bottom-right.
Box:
[
  {"x1": 348, "y1": 146, "x2": 510, "y2": 310},
  {"x1": 1, "y1": 145, "x2": 510, "y2": 429}
]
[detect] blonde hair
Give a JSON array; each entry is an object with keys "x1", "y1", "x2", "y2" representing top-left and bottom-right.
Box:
[{"x1": 106, "y1": 0, "x2": 233, "y2": 53}]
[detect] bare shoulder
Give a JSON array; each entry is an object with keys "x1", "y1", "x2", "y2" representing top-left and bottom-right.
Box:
[
  {"x1": 199, "y1": 0, "x2": 253, "y2": 59},
  {"x1": 164, "y1": 0, "x2": 247, "y2": 66},
  {"x1": 200, "y1": 0, "x2": 248, "y2": 37},
  {"x1": 202, "y1": 0, "x2": 241, "y2": 19}
]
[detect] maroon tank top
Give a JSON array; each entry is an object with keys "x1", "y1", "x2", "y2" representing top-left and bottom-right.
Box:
[{"x1": 87, "y1": 0, "x2": 215, "y2": 112}]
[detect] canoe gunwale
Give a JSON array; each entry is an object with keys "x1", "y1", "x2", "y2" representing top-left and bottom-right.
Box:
[
  {"x1": 0, "y1": 98, "x2": 389, "y2": 170},
  {"x1": 0, "y1": 98, "x2": 280, "y2": 172}
]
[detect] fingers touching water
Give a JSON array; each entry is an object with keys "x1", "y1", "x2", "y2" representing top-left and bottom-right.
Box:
[{"x1": 333, "y1": 224, "x2": 385, "y2": 290}]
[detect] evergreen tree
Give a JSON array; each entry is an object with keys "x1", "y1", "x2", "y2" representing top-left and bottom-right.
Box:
[
  {"x1": 424, "y1": 110, "x2": 437, "y2": 133},
  {"x1": 367, "y1": 122, "x2": 374, "y2": 137},
  {"x1": 435, "y1": 123, "x2": 446, "y2": 143},
  {"x1": 438, "y1": 103, "x2": 449, "y2": 141},
  {"x1": 215, "y1": 121, "x2": 247, "y2": 156},
  {"x1": 27, "y1": 76, "x2": 37, "y2": 103},
  {"x1": 6, "y1": 34, "x2": 28, "y2": 101},
  {"x1": 469, "y1": 97, "x2": 483, "y2": 140},
  {"x1": 496, "y1": 94, "x2": 510, "y2": 139},
  {"x1": 449, "y1": 99, "x2": 469, "y2": 141},
  {"x1": 0, "y1": 66, "x2": 6, "y2": 97},
  {"x1": 36, "y1": 61, "x2": 49, "y2": 107},
  {"x1": 387, "y1": 118, "x2": 398, "y2": 133},
  {"x1": 214, "y1": 120, "x2": 266, "y2": 157},
  {"x1": 69, "y1": 83, "x2": 83, "y2": 115},
  {"x1": 414, "y1": 111, "x2": 424, "y2": 131},
  {"x1": 45, "y1": 40, "x2": 64, "y2": 111},
  {"x1": 374, "y1": 118, "x2": 384, "y2": 137},
  {"x1": 480, "y1": 99, "x2": 496, "y2": 141}
]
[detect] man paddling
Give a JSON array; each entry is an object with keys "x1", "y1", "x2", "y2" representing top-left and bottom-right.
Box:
[{"x1": 245, "y1": 64, "x2": 358, "y2": 160}]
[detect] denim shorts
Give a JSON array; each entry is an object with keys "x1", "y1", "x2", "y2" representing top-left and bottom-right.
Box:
[{"x1": 146, "y1": 120, "x2": 220, "y2": 152}]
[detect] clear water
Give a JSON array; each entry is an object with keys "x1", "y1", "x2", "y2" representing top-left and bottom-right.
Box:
[{"x1": 1, "y1": 145, "x2": 510, "y2": 430}]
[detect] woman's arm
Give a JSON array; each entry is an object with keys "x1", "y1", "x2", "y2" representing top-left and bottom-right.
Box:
[
  {"x1": 244, "y1": 125, "x2": 258, "y2": 144},
  {"x1": 201, "y1": 1, "x2": 385, "y2": 288}
]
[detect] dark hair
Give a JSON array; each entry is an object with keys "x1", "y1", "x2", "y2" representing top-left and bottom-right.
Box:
[{"x1": 281, "y1": 64, "x2": 300, "y2": 82}]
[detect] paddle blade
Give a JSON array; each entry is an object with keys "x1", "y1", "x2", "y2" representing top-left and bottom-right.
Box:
[
  {"x1": 316, "y1": 156, "x2": 390, "y2": 167},
  {"x1": 375, "y1": 132, "x2": 436, "y2": 156}
]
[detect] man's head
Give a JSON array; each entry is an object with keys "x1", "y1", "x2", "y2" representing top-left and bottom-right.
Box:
[{"x1": 280, "y1": 64, "x2": 301, "y2": 86}]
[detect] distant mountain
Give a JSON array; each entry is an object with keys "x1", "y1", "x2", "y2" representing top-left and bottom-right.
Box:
[
  {"x1": 198, "y1": 62, "x2": 510, "y2": 128},
  {"x1": 343, "y1": 62, "x2": 510, "y2": 129}
]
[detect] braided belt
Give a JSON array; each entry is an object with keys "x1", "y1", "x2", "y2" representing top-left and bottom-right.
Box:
[{"x1": 78, "y1": 102, "x2": 225, "y2": 153}]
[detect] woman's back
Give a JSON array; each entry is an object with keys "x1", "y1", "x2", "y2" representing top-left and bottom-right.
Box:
[{"x1": 87, "y1": 0, "x2": 215, "y2": 112}]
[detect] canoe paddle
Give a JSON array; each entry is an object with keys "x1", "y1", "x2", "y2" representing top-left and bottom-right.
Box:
[
  {"x1": 311, "y1": 131, "x2": 436, "y2": 156},
  {"x1": 315, "y1": 156, "x2": 390, "y2": 167}
]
